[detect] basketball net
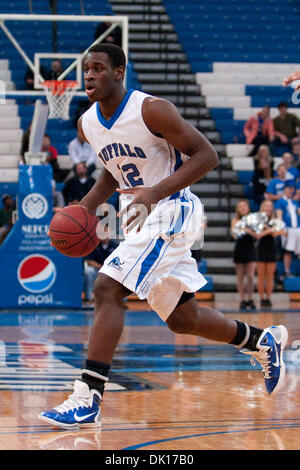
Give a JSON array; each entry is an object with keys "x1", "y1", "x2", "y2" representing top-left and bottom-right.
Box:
[{"x1": 42, "y1": 80, "x2": 79, "y2": 120}]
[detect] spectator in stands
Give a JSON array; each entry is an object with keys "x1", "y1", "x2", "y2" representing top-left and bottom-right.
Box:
[
  {"x1": 272, "y1": 102, "x2": 300, "y2": 154},
  {"x1": 68, "y1": 131, "x2": 97, "y2": 176},
  {"x1": 231, "y1": 199, "x2": 256, "y2": 311},
  {"x1": 41, "y1": 134, "x2": 69, "y2": 182},
  {"x1": 24, "y1": 65, "x2": 50, "y2": 90},
  {"x1": 52, "y1": 180, "x2": 65, "y2": 210},
  {"x1": 83, "y1": 236, "x2": 118, "y2": 303},
  {"x1": 63, "y1": 162, "x2": 95, "y2": 205},
  {"x1": 252, "y1": 150, "x2": 274, "y2": 208},
  {"x1": 94, "y1": 22, "x2": 122, "y2": 47},
  {"x1": 244, "y1": 105, "x2": 274, "y2": 156},
  {"x1": 0, "y1": 195, "x2": 15, "y2": 245},
  {"x1": 253, "y1": 144, "x2": 273, "y2": 168},
  {"x1": 49, "y1": 59, "x2": 64, "y2": 80},
  {"x1": 20, "y1": 122, "x2": 31, "y2": 163},
  {"x1": 247, "y1": 200, "x2": 284, "y2": 309},
  {"x1": 265, "y1": 163, "x2": 287, "y2": 202},
  {"x1": 281, "y1": 152, "x2": 300, "y2": 181},
  {"x1": 283, "y1": 69, "x2": 300, "y2": 90},
  {"x1": 275, "y1": 180, "x2": 300, "y2": 278}
]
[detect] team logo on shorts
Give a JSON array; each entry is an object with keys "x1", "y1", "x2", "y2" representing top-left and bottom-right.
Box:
[
  {"x1": 22, "y1": 193, "x2": 48, "y2": 219},
  {"x1": 108, "y1": 257, "x2": 125, "y2": 271},
  {"x1": 17, "y1": 255, "x2": 56, "y2": 293}
]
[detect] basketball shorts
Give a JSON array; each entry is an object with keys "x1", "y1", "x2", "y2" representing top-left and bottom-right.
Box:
[{"x1": 100, "y1": 193, "x2": 207, "y2": 321}]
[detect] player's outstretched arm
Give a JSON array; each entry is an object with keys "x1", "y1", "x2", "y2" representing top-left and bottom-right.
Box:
[
  {"x1": 283, "y1": 70, "x2": 300, "y2": 90},
  {"x1": 141, "y1": 97, "x2": 219, "y2": 201}
]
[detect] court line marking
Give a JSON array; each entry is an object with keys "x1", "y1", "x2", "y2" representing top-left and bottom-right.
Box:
[
  {"x1": 1, "y1": 416, "x2": 299, "y2": 430},
  {"x1": 0, "y1": 421, "x2": 299, "y2": 436},
  {"x1": 121, "y1": 424, "x2": 300, "y2": 450}
]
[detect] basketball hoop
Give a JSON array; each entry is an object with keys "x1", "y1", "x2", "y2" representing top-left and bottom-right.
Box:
[{"x1": 42, "y1": 80, "x2": 79, "y2": 120}]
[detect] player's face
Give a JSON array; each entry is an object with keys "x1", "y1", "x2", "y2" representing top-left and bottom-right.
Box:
[{"x1": 83, "y1": 52, "x2": 122, "y2": 102}]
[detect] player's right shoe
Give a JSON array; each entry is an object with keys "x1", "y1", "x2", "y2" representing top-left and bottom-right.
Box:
[
  {"x1": 39, "y1": 380, "x2": 101, "y2": 429},
  {"x1": 242, "y1": 325, "x2": 288, "y2": 395}
]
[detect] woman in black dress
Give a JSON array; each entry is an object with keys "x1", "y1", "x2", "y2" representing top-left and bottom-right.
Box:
[
  {"x1": 231, "y1": 200, "x2": 256, "y2": 311},
  {"x1": 247, "y1": 200, "x2": 285, "y2": 309}
]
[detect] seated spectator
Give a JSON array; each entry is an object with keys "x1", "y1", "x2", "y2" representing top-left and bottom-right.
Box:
[
  {"x1": 265, "y1": 163, "x2": 287, "y2": 202},
  {"x1": 94, "y1": 22, "x2": 122, "y2": 46},
  {"x1": 0, "y1": 195, "x2": 15, "y2": 245},
  {"x1": 41, "y1": 134, "x2": 69, "y2": 182},
  {"x1": 83, "y1": 236, "x2": 118, "y2": 303},
  {"x1": 275, "y1": 180, "x2": 300, "y2": 278},
  {"x1": 281, "y1": 152, "x2": 300, "y2": 181},
  {"x1": 24, "y1": 65, "x2": 50, "y2": 90},
  {"x1": 63, "y1": 162, "x2": 95, "y2": 205},
  {"x1": 52, "y1": 180, "x2": 65, "y2": 210},
  {"x1": 49, "y1": 59, "x2": 64, "y2": 80},
  {"x1": 271, "y1": 102, "x2": 300, "y2": 154},
  {"x1": 252, "y1": 151, "x2": 274, "y2": 207},
  {"x1": 68, "y1": 131, "x2": 97, "y2": 176},
  {"x1": 244, "y1": 105, "x2": 274, "y2": 156}
]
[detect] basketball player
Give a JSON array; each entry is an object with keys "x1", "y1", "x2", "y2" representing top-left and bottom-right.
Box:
[{"x1": 39, "y1": 44, "x2": 288, "y2": 429}]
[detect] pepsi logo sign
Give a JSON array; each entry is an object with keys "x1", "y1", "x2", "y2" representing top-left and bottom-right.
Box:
[
  {"x1": 17, "y1": 255, "x2": 56, "y2": 293},
  {"x1": 22, "y1": 193, "x2": 48, "y2": 219}
]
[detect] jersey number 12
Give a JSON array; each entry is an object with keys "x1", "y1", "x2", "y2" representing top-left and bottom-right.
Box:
[{"x1": 118, "y1": 163, "x2": 144, "y2": 187}]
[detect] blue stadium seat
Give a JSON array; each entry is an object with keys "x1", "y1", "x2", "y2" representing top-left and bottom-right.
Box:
[
  {"x1": 236, "y1": 171, "x2": 254, "y2": 185},
  {"x1": 197, "y1": 260, "x2": 207, "y2": 274}
]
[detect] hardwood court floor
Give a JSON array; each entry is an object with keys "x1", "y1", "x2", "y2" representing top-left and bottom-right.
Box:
[{"x1": 0, "y1": 301, "x2": 299, "y2": 450}]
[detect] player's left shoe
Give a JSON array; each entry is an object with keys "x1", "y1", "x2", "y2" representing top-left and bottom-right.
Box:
[
  {"x1": 242, "y1": 325, "x2": 288, "y2": 395},
  {"x1": 39, "y1": 380, "x2": 101, "y2": 429}
]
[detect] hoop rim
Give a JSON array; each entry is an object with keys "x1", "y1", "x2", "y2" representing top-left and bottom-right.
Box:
[{"x1": 42, "y1": 80, "x2": 79, "y2": 89}]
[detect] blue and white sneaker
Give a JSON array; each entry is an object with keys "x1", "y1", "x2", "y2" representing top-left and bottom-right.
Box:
[
  {"x1": 242, "y1": 325, "x2": 288, "y2": 395},
  {"x1": 39, "y1": 380, "x2": 101, "y2": 429}
]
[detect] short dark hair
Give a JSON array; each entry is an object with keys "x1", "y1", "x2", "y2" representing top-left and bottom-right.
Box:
[
  {"x1": 278, "y1": 101, "x2": 288, "y2": 109},
  {"x1": 87, "y1": 43, "x2": 126, "y2": 69}
]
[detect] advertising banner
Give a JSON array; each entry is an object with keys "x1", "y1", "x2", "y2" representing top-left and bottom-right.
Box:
[{"x1": 0, "y1": 165, "x2": 82, "y2": 308}]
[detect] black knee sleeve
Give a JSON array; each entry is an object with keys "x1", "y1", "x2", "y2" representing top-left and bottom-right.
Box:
[{"x1": 175, "y1": 291, "x2": 195, "y2": 308}]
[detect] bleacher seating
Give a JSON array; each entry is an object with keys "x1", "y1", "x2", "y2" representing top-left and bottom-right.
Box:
[
  {"x1": 163, "y1": 0, "x2": 300, "y2": 71},
  {"x1": 163, "y1": 0, "x2": 300, "y2": 145},
  {"x1": 163, "y1": 0, "x2": 300, "y2": 293}
]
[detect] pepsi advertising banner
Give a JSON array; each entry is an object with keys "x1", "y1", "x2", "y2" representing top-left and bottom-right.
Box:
[{"x1": 0, "y1": 165, "x2": 82, "y2": 308}]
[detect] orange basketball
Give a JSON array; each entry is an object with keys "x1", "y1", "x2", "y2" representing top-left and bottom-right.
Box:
[{"x1": 49, "y1": 205, "x2": 100, "y2": 257}]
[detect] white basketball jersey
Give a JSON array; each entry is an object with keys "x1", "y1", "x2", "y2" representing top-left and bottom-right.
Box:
[{"x1": 81, "y1": 89, "x2": 191, "y2": 203}]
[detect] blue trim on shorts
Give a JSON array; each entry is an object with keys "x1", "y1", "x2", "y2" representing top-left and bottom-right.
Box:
[
  {"x1": 135, "y1": 237, "x2": 165, "y2": 290},
  {"x1": 121, "y1": 200, "x2": 177, "y2": 286},
  {"x1": 166, "y1": 203, "x2": 189, "y2": 237},
  {"x1": 137, "y1": 198, "x2": 195, "y2": 295}
]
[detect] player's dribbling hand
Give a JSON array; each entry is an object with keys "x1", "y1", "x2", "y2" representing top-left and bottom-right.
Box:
[
  {"x1": 116, "y1": 186, "x2": 160, "y2": 233},
  {"x1": 283, "y1": 70, "x2": 300, "y2": 90}
]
